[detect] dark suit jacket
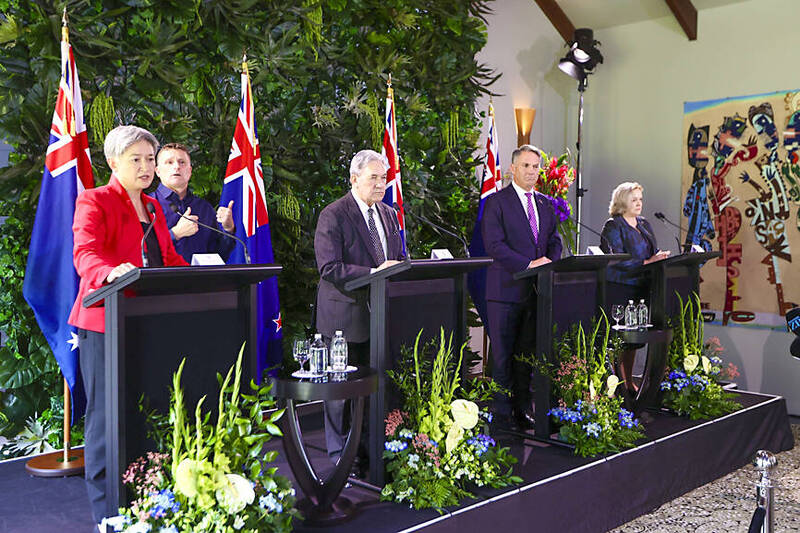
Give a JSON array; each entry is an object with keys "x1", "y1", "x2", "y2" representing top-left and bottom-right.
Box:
[
  {"x1": 599, "y1": 215, "x2": 658, "y2": 285},
  {"x1": 314, "y1": 192, "x2": 405, "y2": 342},
  {"x1": 482, "y1": 186, "x2": 562, "y2": 303}
]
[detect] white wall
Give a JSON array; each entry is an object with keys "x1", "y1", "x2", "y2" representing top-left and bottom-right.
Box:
[
  {"x1": 475, "y1": 0, "x2": 575, "y2": 169},
  {"x1": 477, "y1": 0, "x2": 800, "y2": 412},
  {"x1": 583, "y1": 0, "x2": 800, "y2": 412}
]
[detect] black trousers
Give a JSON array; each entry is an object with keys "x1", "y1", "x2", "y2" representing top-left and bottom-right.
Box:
[
  {"x1": 486, "y1": 300, "x2": 534, "y2": 418},
  {"x1": 323, "y1": 340, "x2": 369, "y2": 460},
  {"x1": 78, "y1": 328, "x2": 106, "y2": 522}
]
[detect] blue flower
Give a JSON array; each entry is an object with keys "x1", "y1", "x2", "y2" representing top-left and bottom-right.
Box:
[
  {"x1": 466, "y1": 434, "x2": 496, "y2": 457},
  {"x1": 668, "y1": 370, "x2": 687, "y2": 380},
  {"x1": 159, "y1": 527, "x2": 179, "y2": 533},
  {"x1": 618, "y1": 409, "x2": 639, "y2": 429},
  {"x1": 583, "y1": 422, "x2": 602, "y2": 438},
  {"x1": 660, "y1": 381, "x2": 672, "y2": 391},
  {"x1": 399, "y1": 428, "x2": 414, "y2": 439},
  {"x1": 385, "y1": 439, "x2": 408, "y2": 453},
  {"x1": 549, "y1": 196, "x2": 571, "y2": 223},
  {"x1": 259, "y1": 493, "x2": 283, "y2": 514}
]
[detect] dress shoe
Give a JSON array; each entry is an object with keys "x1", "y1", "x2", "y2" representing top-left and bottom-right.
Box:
[
  {"x1": 489, "y1": 414, "x2": 513, "y2": 435},
  {"x1": 349, "y1": 455, "x2": 369, "y2": 479},
  {"x1": 514, "y1": 411, "x2": 535, "y2": 430}
]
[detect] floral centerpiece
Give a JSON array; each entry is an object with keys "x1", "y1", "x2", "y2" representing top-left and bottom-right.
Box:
[
  {"x1": 535, "y1": 151, "x2": 577, "y2": 253},
  {"x1": 108, "y1": 346, "x2": 298, "y2": 532},
  {"x1": 521, "y1": 312, "x2": 645, "y2": 457},
  {"x1": 381, "y1": 330, "x2": 521, "y2": 511},
  {"x1": 661, "y1": 293, "x2": 741, "y2": 420}
]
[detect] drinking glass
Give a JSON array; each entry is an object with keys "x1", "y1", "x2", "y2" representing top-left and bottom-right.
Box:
[
  {"x1": 611, "y1": 304, "x2": 625, "y2": 327},
  {"x1": 293, "y1": 338, "x2": 310, "y2": 374}
]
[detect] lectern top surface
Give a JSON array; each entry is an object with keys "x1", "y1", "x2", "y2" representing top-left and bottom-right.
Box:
[{"x1": 83, "y1": 264, "x2": 281, "y2": 307}]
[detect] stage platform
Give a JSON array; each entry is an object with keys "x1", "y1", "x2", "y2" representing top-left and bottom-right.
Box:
[{"x1": 0, "y1": 390, "x2": 793, "y2": 533}]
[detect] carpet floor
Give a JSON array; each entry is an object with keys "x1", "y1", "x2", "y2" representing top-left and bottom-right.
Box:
[{"x1": 610, "y1": 424, "x2": 800, "y2": 532}]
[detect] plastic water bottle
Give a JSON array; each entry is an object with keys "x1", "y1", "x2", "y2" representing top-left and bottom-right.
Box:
[
  {"x1": 637, "y1": 299, "x2": 649, "y2": 327},
  {"x1": 330, "y1": 330, "x2": 348, "y2": 372},
  {"x1": 309, "y1": 333, "x2": 328, "y2": 374},
  {"x1": 625, "y1": 300, "x2": 638, "y2": 328}
]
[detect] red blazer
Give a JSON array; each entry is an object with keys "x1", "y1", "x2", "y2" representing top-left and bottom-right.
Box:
[{"x1": 68, "y1": 176, "x2": 188, "y2": 333}]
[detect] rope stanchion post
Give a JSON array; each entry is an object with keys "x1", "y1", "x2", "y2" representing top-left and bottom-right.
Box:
[{"x1": 752, "y1": 449, "x2": 777, "y2": 533}]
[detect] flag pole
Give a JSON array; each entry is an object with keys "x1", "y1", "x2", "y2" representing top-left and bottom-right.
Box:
[{"x1": 25, "y1": 8, "x2": 84, "y2": 478}]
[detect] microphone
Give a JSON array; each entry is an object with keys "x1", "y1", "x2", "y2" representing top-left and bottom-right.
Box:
[
  {"x1": 654, "y1": 212, "x2": 690, "y2": 253},
  {"x1": 170, "y1": 204, "x2": 251, "y2": 264},
  {"x1": 394, "y1": 202, "x2": 470, "y2": 258},
  {"x1": 140, "y1": 203, "x2": 157, "y2": 267}
]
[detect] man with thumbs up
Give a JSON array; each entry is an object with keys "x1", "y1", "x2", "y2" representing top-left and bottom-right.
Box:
[{"x1": 154, "y1": 143, "x2": 236, "y2": 262}]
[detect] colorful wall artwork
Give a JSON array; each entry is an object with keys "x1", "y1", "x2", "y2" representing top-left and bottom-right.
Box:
[{"x1": 682, "y1": 89, "x2": 800, "y2": 326}]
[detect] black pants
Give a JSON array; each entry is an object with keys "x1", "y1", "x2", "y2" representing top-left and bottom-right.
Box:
[
  {"x1": 78, "y1": 328, "x2": 106, "y2": 522},
  {"x1": 323, "y1": 340, "x2": 369, "y2": 460},
  {"x1": 486, "y1": 300, "x2": 534, "y2": 418}
]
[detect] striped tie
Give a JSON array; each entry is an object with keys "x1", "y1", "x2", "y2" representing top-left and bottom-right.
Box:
[
  {"x1": 367, "y1": 207, "x2": 386, "y2": 264},
  {"x1": 525, "y1": 192, "x2": 538, "y2": 243}
]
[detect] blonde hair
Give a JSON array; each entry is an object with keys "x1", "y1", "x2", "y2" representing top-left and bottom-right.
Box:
[{"x1": 608, "y1": 182, "x2": 643, "y2": 216}]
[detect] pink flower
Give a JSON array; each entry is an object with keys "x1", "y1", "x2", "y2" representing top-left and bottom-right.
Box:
[{"x1": 385, "y1": 409, "x2": 407, "y2": 436}]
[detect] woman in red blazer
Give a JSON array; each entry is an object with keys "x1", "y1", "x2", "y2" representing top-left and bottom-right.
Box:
[{"x1": 68, "y1": 125, "x2": 187, "y2": 528}]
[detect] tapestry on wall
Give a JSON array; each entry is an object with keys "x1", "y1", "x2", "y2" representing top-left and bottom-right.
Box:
[{"x1": 681, "y1": 89, "x2": 800, "y2": 326}]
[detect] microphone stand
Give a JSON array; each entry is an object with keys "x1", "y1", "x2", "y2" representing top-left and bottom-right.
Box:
[
  {"x1": 654, "y1": 212, "x2": 691, "y2": 254},
  {"x1": 170, "y1": 205, "x2": 252, "y2": 264},
  {"x1": 140, "y1": 203, "x2": 157, "y2": 267},
  {"x1": 396, "y1": 203, "x2": 470, "y2": 258}
]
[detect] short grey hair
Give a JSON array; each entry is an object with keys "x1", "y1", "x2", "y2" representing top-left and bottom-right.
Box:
[
  {"x1": 609, "y1": 181, "x2": 643, "y2": 216},
  {"x1": 104, "y1": 125, "x2": 159, "y2": 162},
  {"x1": 349, "y1": 149, "x2": 389, "y2": 178},
  {"x1": 511, "y1": 144, "x2": 542, "y2": 164}
]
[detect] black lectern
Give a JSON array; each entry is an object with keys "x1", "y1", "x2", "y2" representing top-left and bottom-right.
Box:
[
  {"x1": 633, "y1": 251, "x2": 720, "y2": 328},
  {"x1": 343, "y1": 257, "x2": 493, "y2": 485},
  {"x1": 82, "y1": 264, "x2": 282, "y2": 516},
  {"x1": 513, "y1": 254, "x2": 630, "y2": 441}
]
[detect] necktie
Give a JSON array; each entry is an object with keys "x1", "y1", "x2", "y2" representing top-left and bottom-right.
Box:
[
  {"x1": 367, "y1": 207, "x2": 386, "y2": 264},
  {"x1": 525, "y1": 192, "x2": 539, "y2": 243}
]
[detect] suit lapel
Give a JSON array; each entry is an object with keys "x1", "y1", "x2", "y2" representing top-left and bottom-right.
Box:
[
  {"x1": 638, "y1": 218, "x2": 657, "y2": 253},
  {"x1": 344, "y1": 193, "x2": 381, "y2": 266},
  {"x1": 503, "y1": 186, "x2": 537, "y2": 247},
  {"x1": 376, "y1": 203, "x2": 401, "y2": 260},
  {"x1": 535, "y1": 192, "x2": 551, "y2": 245}
]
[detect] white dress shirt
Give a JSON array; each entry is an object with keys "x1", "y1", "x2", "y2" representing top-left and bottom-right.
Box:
[
  {"x1": 351, "y1": 190, "x2": 388, "y2": 261},
  {"x1": 511, "y1": 180, "x2": 539, "y2": 235}
]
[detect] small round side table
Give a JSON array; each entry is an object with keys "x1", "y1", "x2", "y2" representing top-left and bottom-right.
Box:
[{"x1": 270, "y1": 367, "x2": 377, "y2": 526}]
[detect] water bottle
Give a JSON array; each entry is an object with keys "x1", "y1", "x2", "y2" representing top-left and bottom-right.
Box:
[
  {"x1": 625, "y1": 300, "x2": 638, "y2": 328},
  {"x1": 309, "y1": 333, "x2": 328, "y2": 374},
  {"x1": 637, "y1": 299, "x2": 649, "y2": 327},
  {"x1": 330, "y1": 330, "x2": 349, "y2": 372}
]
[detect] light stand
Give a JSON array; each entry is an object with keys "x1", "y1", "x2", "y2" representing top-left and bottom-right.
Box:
[
  {"x1": 558, "y1": 28, "x2": 602, "y2": 254},
  {"x1": 575, "y1": 77, "x2": 587, "y2": 253}
]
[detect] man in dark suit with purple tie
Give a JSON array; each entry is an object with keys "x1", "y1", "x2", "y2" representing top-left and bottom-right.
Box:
[
  {"x1": 314, "y1": 149, "x2": 405, "y2": 467},
  {"x1": 482, "y1": 144, "x2": 563, "y2": 430}
]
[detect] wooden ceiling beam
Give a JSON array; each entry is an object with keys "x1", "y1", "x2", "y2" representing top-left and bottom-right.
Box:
[
  {"x1": 664, "y1": 0, "x2": 698, "y2": 41},
  {"x1": 533, "y1": 0, "x2": 576, "y2": 43}
]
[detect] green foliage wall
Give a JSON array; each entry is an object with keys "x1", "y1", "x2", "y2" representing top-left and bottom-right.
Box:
[{"x1": 0, "y1": 0, "x2": 496, "y2": 430}]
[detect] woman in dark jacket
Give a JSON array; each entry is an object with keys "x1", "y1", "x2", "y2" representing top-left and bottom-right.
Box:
[{"x1": 600, "y1": 181, "x2": 669, "y2": 392}]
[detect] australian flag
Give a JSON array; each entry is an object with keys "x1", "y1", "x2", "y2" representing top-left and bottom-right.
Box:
[
  {"x1": 220, "y1": 57, "x2": 282, "y2": 378},
  {"x1": 381, "y1": 79, "x2": 406, "y2": 254},
  {"x1": 23, "y1": 29, "x2": 95, "y2": 420},
  {"x1": 467, "y1": 103, "x2": 502, "y2": 332}
]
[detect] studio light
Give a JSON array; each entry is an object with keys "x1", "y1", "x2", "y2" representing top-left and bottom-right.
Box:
[
  {"x1": 558, "y1": 28, "x2": 603, "y2": 83},
  {"x1": 558, "y1": 28, "x2": 603, "y2": 253}
]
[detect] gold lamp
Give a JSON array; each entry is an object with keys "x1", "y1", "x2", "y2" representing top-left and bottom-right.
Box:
[{"x1": 514, "y1": 107, "x2": 536, "y2": 147}]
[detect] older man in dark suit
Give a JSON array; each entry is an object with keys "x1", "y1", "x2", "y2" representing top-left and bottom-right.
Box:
[
  {"x1": 482, "y1": 144, "x2": 562, "y2": 430},
  {"x1": 314, "y1": 149, "x2": 405, "y2": 466}
]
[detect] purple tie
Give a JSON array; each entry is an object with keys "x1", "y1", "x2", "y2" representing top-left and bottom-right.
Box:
[{"x1": 525, "y1": 192, "x2": 538, "y2": 243}]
